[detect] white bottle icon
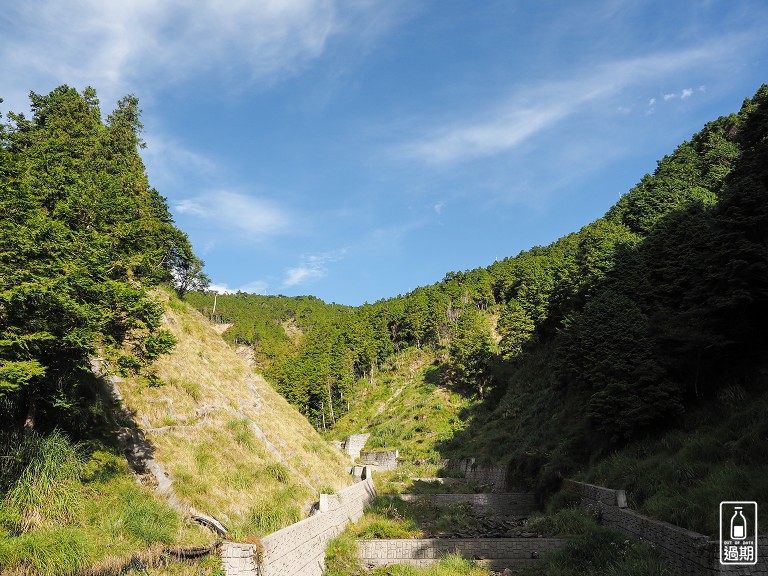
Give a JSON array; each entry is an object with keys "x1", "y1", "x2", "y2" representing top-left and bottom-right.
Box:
[{"x1": 731, "y1": 506, "x2": 747, "y2": 540}]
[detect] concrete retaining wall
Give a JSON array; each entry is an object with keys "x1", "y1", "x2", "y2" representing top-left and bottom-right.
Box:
[
  {"x1": 398, "y1": 493, "x2": 537, "y2": 516},
  {"x1": 565, "y1": 480, "x2": 767, "y2": 575},
  {"x1": 357, "y1": 537, "x2": 569, "y2": 571},
  {"x1": 360, "y1": 449, "x2": 399, "y2": 470},
  {"x1": 221, "y1": 477, "x2": 376, "y2": 576},
  {"x1": 444, "y1": 459, "x2": 508, "y2": 492},
  {"x1": 342, "y1": 433, "x2": 370, "y2": 460}
]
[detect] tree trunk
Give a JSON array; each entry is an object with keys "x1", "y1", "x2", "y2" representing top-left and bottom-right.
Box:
[
  {"x1": 321, "y1": 402, "x2": 326, "y2": 430},
  {"x1": 327, "y1": 381, "x2": 335, "y2": 426},
  {"x1": 23, "y1": 393, "x2": 37, "y2": 433}
]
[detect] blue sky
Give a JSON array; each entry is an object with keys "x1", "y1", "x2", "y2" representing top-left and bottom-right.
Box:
[{"x1": 2, "y1": 1, "x2": 767, "y2": 305}]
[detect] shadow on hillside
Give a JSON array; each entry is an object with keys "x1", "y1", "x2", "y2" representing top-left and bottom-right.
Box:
[
  {"x1": 88, "y1": 359, "x2": 164, "y2": 484},
  {"x1": 431, "y1": 138, "x2": 768, "y2": 495},
  {"x1": 359, "y1": 494, "x2": 525, "y2": 538}
]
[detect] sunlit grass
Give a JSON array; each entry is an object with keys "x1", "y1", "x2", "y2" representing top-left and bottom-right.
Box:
[
  {"x1": 3, "y1": 430, "x2": 85, "y2": 534},
  {"x1": 330, "y1": 347, "x2": 478, "y2": 464},
  {"x1": 113, "y1": 289, "x2": 352, "y2": 527},
  {"x1": 0, "y1": 434, "x2": 212, "y2": 575}
]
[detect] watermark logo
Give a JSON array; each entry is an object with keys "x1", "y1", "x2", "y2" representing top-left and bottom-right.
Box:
[{"x1": 720, "y1": 501, "x2": 758, "y2": 565}]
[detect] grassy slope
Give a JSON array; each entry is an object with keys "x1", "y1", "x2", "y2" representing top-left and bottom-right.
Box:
[
  {"x1": 118, "y1": 290, "x2": 353, "y2": 532},
  {"x1": 433, "y1": 336, "x2": 768, "y2": 536},
  {"x1": 0, "y1": 290, "x2": 354, "y2": 575},
  {"x1": 329, "y1": 348, "x2": 477, "y2": 467},
  {"x1": 328, "y1": 334, "x2": 767, "y2": 538}
]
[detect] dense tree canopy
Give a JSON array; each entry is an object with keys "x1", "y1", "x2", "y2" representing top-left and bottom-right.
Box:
[
  {"x1": 0, "y1": 86, "x2": 207, "y2": 432},
  {"x1": 187, "y1": 85, "x2": 768, "y2": 452}
]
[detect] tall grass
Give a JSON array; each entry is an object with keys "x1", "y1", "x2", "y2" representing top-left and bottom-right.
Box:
[
  {"x1": 582, "y1": 389, "x2": 768, "y2": 536},
  {"x1": 231, "y1": 486, "x2": 302, "y2": 539},
  {"x1": 0, "y1": 526, "x2": 94, "y2": 576},
  {"x1": 524, "y1": 508, "x2": 598, "y2": 536},
  {"x1": 324, "y1": 535, "x2": 362, "y2": 576},
  {"x1": 518, "y1": 525, "x2": 670, "y2": 576},
  {"x1": 367, "y1": 555, "x2": 489, "y2": 576},
  {"x1": 4, "y1": 430, "x2": 85, "y2": 533},
  {"x1": 121, "y1": 485, "x2": 180, "y2": 545},
  {"x1": 226, "y1": 418, "x2": 256, "y2": 448}
]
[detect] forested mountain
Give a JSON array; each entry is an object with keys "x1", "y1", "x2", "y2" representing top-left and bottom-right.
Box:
[{"x1": 190, "y1": 86, "x2": 768, "y2": 534}]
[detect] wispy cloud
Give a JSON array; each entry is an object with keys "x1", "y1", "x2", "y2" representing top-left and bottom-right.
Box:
[
  {"x1": 283, "y1": 249, "x2": 348, "y2": 287},
  {"x1": 402, "y1": 104, "x2": 570, "y2": 164},
  {"x1": 175, "y1": 190, "x2": 291, "y2": 239},
  {"x1": 399, "y1": 42, "x2": 743, "y2": 165},
  {"x1": 0, "y1": 0, "x2": 397, "y2": 109},
  {"x1": 142, "y1": 134, "x2": 218, "y2": 187}
]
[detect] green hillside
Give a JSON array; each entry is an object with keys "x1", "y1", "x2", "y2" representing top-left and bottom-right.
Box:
[
  {"x1": 190, "y1": 85, "x2": 768, "y2": 537},
  {"x1": 0, "y1": 87, "x2": 351, "y2": 575},
  {"x1": 5, "y1": 81, "x2": 765, "y2": 574}
]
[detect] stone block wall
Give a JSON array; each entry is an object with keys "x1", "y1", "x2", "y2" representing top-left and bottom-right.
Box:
[
  {"x1": 360, "y1": 449, "x2": 399, "y2": 471},
  {"x1": 221, "y1": 477, "x2": 376, "y2": 576},
  {"x1": 343, "y1": 433, "x2": 370, "y2": 460},
  {"x1": 357, "y1": 537, "x2": 569, "y2": 571},
  {"x1": 220, "y1": 543, "x2": 258, "y2": 575},
  {"x1": 565, "y1": 480, "x2": 767, "y2": 575},
  {"x1": 398, "y1": 493, "x2": 537, "y2": 516},
  {"x1": 444, "y1": 459, "x2": 508, "y2": 492}
]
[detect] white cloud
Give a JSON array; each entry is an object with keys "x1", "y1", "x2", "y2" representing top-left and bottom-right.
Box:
[
  {"x1": 209, "y1": 280, "x2": 268, "y2": 294},
  {"x1": 681, "y1": 88, "x2": 694, "y2": 99},
  {"x1": 209, "y1": 284, "x2": 233, "y2": 294},
  {"x1": 0, "y1": 0, "x2": 398, "y2": 109},
  {"x1": 283, "y1": 249, "x2": 348, "y2": 287},
  {"x1": 402, "y1": 104, "x2": 569, "y2": 164},
  {"x1": 175, "y1": 190, "x2": 291, "y2": 239},
  {"x1": 284, "y1": 266, "x2": 319, "y2": 287},
  {"x1": 648, "y1": 97, "x2": 656, "y2": 106},
  {"x1": 663, "y1": 93, "x2": 677, "y2": 101},
  {"x1": 399, "y1": 43, "x2": 735, "y2": 165}
]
